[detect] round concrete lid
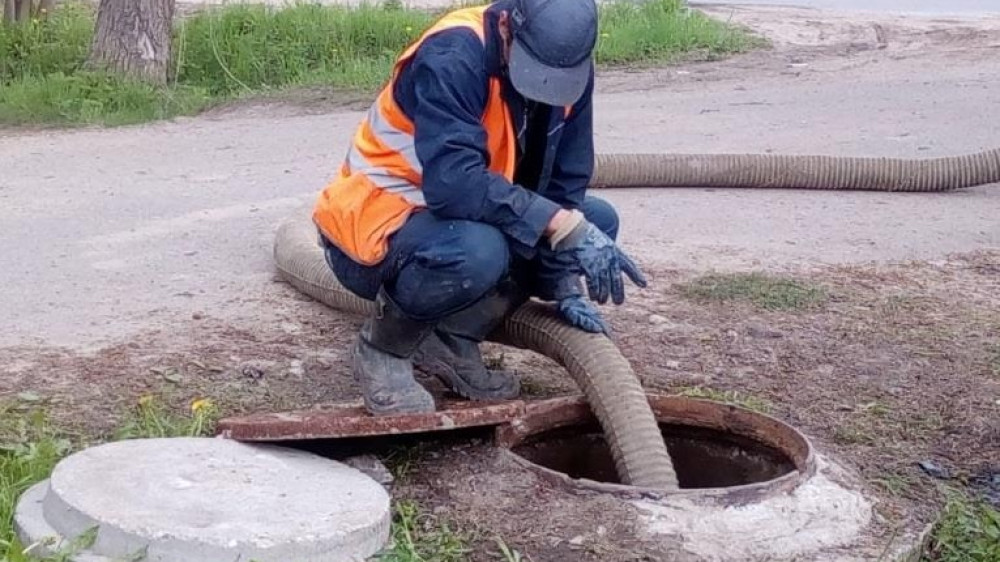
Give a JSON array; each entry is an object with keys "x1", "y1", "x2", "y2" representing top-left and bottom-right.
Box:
[{"x1": 43, "y1": 437, "x2": 390, "y2": 562}]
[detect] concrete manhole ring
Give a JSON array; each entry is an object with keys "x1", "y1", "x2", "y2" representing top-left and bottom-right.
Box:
[{"x1": 15, "y1": 437, "x2": 391, "y2": 562}]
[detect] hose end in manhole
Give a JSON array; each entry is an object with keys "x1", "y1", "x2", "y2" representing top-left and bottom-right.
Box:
[{"x1": 495, "y1": 394, "x2": 815, "y2": 505}]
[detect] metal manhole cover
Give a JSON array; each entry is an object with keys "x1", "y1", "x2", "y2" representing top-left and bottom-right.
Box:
[{"x1": 217, "y1": 399, "x2": 527, "y2": 441}]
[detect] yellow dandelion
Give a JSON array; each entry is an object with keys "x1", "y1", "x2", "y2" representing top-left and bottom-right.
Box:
[{"x1": 191, "y1": 398, "x2": 213, "y2": 413}]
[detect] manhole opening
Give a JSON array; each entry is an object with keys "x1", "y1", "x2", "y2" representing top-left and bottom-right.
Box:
[
  {"x1": 282, "y1": 426, "x2": 495, "y2": 461},
  {"x1": 511, "y1": 422, "x2": 796, "y2": 488}
]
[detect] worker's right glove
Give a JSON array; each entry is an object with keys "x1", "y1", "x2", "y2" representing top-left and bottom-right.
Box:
[
  {"x1": 535, "y1": 246, "x2": 611, "y2": 335},
  {"x1": 558, "y1": 294, "x2": 611, "y2": 335},
  {"x1": 549, "y1": 210, "x2": 647, "y2": 305}
]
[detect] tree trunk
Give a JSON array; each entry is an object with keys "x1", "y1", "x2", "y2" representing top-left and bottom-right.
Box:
[
  {"x1": 14, "y1": 0, "x2": 31, "y2": 23},
  {"x1": 87, "y1": 0, "x2": 175, "y2": 85},
  {"x1": 3, "y1": 0, "x2": 15, "y2": 25}
]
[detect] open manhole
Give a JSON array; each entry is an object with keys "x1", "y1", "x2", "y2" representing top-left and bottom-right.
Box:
[
  {"x1": 495, "y1": 394, "x2": 815, "y2": 504},
  {"x1": 215, "y1": 394, "x2": 908, "y2": 559}
]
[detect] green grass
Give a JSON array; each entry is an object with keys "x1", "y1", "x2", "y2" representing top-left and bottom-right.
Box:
[
  {"x1": 0, "y1": 0, "x2": 759, "y2": 126},
  {"x1": 596, "y1": 0, "x2": 761, "y2": 65},
  {"x1": 0, "y1": 72, "x2": 209, "y2": 126},
  {"x1": 922, "y1": 493, "x2": 1000, "y2": 562},
  {"x1": 0, "y1": 3, "x2": 93, "y2": 83},
  {"x1": 679, "y1": 272, "x2": 828, "y2": 311},
  {"x1": 175, "y1": 2, "x2": 431, "y2": 95},
  {"x1": 113, "y1": 395, "x2": 220, "y2": 440},
  {"x1": 676, "y1": 385, "x2": 772, "y2": 413},
  {"x1": 378, "y1": 500, "x2": 472, "y2": 562},
  {"x1": 376, "y1": 500, "x2": 529, "y2": 562},
  {"x1": 0, "y1": 408, "x2": 72, "y2": 561}
]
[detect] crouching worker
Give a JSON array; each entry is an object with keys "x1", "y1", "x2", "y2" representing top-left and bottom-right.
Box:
[{"x1": 313, "y1": 0, "x2": 646, "y2": 415}]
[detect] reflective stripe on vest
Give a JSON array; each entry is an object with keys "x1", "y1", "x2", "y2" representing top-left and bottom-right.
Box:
[
  {"x1": 344, "y1": 104, "x2": 426, "y2": 205},
  {"x1": 312, "y1": 5, "x2": 515, "y2": 266}
]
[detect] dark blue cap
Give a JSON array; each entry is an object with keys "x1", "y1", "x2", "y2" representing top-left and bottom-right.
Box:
[{"x1": 507, "y1": 0, "x2": 598, "y2": 106}]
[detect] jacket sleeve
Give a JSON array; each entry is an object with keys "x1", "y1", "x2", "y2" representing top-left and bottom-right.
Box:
[
  {"x1": 542, "y1": 69, "x2": 595, "y2": 210},
  {"x1": 408, "y1": 32, "x2": 561, "y2": 247},
  {"x1": 530, "y1": 71, "x2": 596, "y2": 302}
]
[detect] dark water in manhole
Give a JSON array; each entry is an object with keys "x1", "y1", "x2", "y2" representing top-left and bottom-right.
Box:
[{"x1": 511, "y1": 423, "x2": 796, "y2": 488}]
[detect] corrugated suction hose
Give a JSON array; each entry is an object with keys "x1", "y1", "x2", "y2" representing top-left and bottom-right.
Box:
[
  {"x1": 592, "y1": 149, "x2": 1000, "y2": 191},
  {"x1": 277, "y1": 148, "x2": 998, "y2": 490}
]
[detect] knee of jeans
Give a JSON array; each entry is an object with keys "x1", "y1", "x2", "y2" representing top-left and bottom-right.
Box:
[
  {"x1": 581, "y1": 196, "x2": 620, "y2": 240},
  {"x1": 396, "y1": 223, "x2": 510, "y2": 320},
  {"x1": 454, "y1": 224, "x2": 510, "y2": 294}
]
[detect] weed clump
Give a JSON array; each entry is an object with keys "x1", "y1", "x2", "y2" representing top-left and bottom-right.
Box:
[{"x1": 923, "y1": 492, "x2": 1000, "y2": 562}]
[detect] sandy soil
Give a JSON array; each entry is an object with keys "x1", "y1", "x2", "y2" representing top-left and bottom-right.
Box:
[{"x1": 1, "y1": 5, "x2": 998, "y2": 561}]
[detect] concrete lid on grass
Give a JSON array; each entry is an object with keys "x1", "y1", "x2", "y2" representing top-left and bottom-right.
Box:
[{"x1": 17, "y1": 437, "x2": 390, "y2": 562}]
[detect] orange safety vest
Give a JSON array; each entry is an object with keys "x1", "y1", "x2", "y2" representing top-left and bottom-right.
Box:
[{"x1": 313, "y1": 6, "x2": 517, "y2": 266}]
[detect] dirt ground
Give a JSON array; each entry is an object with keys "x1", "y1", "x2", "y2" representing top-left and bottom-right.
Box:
[
  {"x1": 9, "y1": 251, "x2": 997, "y2": 560},
  {"x1": 1, "y1": 5, "x2": 998, "y2": 561}
]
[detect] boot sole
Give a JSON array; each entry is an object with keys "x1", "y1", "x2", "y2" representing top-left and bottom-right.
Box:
[
  {"x1": 414, "y1": 357, "x2": 520, "y2": 401},
  {"x1": 363, "y1": 398, "x2": 436, "y2": 417}
]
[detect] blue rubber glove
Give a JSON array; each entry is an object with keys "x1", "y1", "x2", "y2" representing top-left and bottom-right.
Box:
[
  {"x1": 552, "y1": 213, "x2": 647, "y2": 305},
  {"x1": 558, "y1": 294, "x2": 610, "y2": 335},
  {"x1": 533, "y1": 256, "x2": 611, "y2": 335}
]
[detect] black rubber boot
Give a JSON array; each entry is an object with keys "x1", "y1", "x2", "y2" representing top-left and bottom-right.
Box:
[
  {"x1": 353, "y1": 288, "x2": 436, "y2": 416},
  {"x1": 414, "y1": 279, "x2": 526, "y2": 401}
]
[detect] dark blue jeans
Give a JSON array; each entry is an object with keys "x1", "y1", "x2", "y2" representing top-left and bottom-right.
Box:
[{"x1": 322, "y1": 196, "x2": 619, "y2": 322}]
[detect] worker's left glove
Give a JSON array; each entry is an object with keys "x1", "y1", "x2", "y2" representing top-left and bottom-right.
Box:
[{"x1": 549, "y1": 210, "x2": 647, "y2": 305}]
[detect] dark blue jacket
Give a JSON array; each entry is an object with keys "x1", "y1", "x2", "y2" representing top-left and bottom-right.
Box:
[{"x1": 392, "y1": 1, "x2": 595, "y2": 252}]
